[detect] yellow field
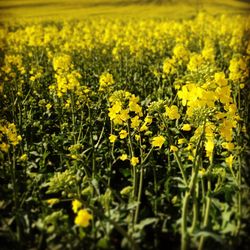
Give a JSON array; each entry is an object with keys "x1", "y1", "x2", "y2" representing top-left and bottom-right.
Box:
[
  {"x1": 0, "y1": 0, "x2": 249, "y2": 21},
  {"x1": 1, "y1": 0, "x2": 250, "y2": 249}
]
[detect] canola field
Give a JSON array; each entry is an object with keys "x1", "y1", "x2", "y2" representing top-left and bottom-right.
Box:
[{"x1": 0, "y1": 1, "x2": 250, "y2": 250}]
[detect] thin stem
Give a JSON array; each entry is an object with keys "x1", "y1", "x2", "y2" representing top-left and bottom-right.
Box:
[
  {"x1": 236, "y1": 155, "x2": 242, "y2": 235},
  {"x1": 134, "y1": 147, "x2": 154, "y2": 224},
  {"x1": 134, "y1": 165, "x2": 144, "y2": 224},
  {"x1": 127, "y1": 123, "x2": 137, "y2": 200},
  {"x1": 174, "y1": 152, "x2": 188, "y2": 186},
  {"x1": 70, "y1": 93, "x2": 76, "y2": 144},
  {"x1": 153, "y1": 164, "x2": 158, "y2": 215},
  {"x1": 10, "y1": 150, "x2": 21, "y2": 242},
  {"x1": 181, "y1": 192, "x2": 190, "y2": 250},
  {"x1": 190, "y1": 186, "x2": 198, "y2": 233},
  {"x1": 198, "y1": 179, "x2": 211, "y2": 250},
  {"x1": 200, "y1": 177, "x2": 205, "y2": 217}
]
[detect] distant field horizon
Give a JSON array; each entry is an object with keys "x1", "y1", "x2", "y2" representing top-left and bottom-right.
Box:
[{"x1": 0, "y1": 0, "x2": 249, "y2": 21}]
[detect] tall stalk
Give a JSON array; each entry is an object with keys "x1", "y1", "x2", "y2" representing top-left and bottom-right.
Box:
[{"x1": 198, "y1": 179, "x2": 211, "y2": 250}]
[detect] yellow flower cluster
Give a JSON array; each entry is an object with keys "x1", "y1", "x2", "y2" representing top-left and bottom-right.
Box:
[
  {"x1": 108, "y1": 90, "x2": 142, "y2": 127},
  {"x1": 99, "y1": 72, "x2": 115, "y2": 91},
  {"x1": 176, "y1": 55, "x2": 242, "y2": 165},
  {"x1": 163, "y1": 43, "x2": 189, "y2": 75},
  {"x1": 0, "y1": 122, "x2": 22, "y2": 153},
  {"x1": 50, "y1": 54, "x2": 81, "y2": 97},
  {"x1": 72, "y1": 200, "x2": 92, "y2": 228}
]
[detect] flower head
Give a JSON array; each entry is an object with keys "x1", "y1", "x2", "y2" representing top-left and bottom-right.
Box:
[
  {"x1": 131, "y1": 157, "x2": 139, "y2": 167},
  {"x1": 120, "y1": 154, "x2": 128, "y2": 161},
  {"x1": 47, "y1": 198, "x2": 59, "y2": 206},
  {"x1": 182, "y1": 124, "x2": 192, "y2": 131},
  {"x1": 170, "y1": 145, "x2": 178, "y2": 152},
  {"x1": 72, "y1": 199, "x2": 82, "y2": 213},
  {"x1": 225, "y1": 154, "x2": 234, "y2": 169},
  {"x1": 152, "y1": 135, "x2": 166, "y2": 149},
  {"x1": 74, "y1": 209, "x2": 93, "y2": 227},
  {"x1": 165, "y1": 105, "x2": 180, "y2": 120},
  {"x1": 119, "y1": 130, "x2": 128, "y2": 139},
  {"x1": 109, "y1": 134, "x2": 117, "y2": 143}
]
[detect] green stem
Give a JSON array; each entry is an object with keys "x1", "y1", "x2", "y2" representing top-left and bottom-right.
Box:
[
  {"x1": 198, "y1": 179, "x2": 211, "y2": 250},
  {"x1": 190, "y1": 187, "x2": 198, "y2": 233},
  {"x1": 127, "y1": 123, "x2": 137, "y2": 200},
  {"x1": 153, "y1": 164, "x2": 158, "y2": 215},
  {"x1": 70, "y1": 93, "x2": 76, "y2": 144},
  {"x1": 10, "y1": 150, "x2": 20, "y2": 242},
  {"x1": 181, "y1": 192, "x2": 190, "y2": 250},
  {"x1": 134, "y1": 147, "x2": 153, "y2": 224},
  {"x1": 201, "y1": 178, "x2": 206, "y2": 218},
  {"x1": 174, "y1": 152, "x2": 188, "y2": 186},
  {"x1": 134, "y1": 165, "x2": 144, "y2": 224},
  {"x1": 236, "y1": 155, "x2": 242, "y2": 235}
]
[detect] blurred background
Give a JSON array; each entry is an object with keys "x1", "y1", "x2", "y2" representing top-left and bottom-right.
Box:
[{"x1": 0, "y1": 0, "x2": 249, "y2": 20}]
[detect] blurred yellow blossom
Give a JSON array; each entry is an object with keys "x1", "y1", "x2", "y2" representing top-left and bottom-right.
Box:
[
  {"x1": 152, "y1": 135, "x2": 166, "y2": 149},
  {"x1": 109, "y1": 134, "x2": 117, "y2": 143},
  {"x1": 74, "y1": 209, "x2": 93, "y2": 227},
  {"x1": 72, "y1": 199, "x2": 82, "y2": 214},
  {"x1": 131, "y1": 157, "x2": 139, "y2": 167}
]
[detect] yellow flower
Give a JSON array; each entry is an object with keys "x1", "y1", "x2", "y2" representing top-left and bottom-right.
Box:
[
  {"x1": 53, "y1": 54, "x2": 71, "y2": 71},
  {"x1": 182, "y1": 124, "x2": 192, "y2": 131},
  {"x1": 140, "y1": 116, "x2": 152, "y2": 132},
  {"x1": 74, "y1": 209, "x2": 93, "y2": 227},
  {"x1": 119, "y1": 109, "x2": 129, "y2": 122},
  {"x1": 131, "y1": 116, "x2": 141, "y2": 129},
  {"x1": 187, "y1": 54, "x2": 203, "y2": 72},
  {"x1": 198, "y1": 168, "x2": 206, "y2": 177},
  {"x1": 225, "y1": 154, "x2": 234, "y2": 168},
  {"x1": 120, "y1": 154, "x2": 128, "y2": 161},
  {"x1": 19, "y1": 153, "x2": 28, "y2": 161},
  {"x1": 178, "y1": 138, "x2": 186, "y2": 144},
  {"x1": 163, "y1": 57, "x2": 176, "y2": 75},
  {"x1": 222, "y1": 142, "x2": 234, "y2": 151},
  {"x1": 229, "y1": 57, "x2": 248, "y2": 82},
  {"x1": 131, "y1": 157, "x2": 139, "y2": 167},
  {"x1": 240, "y1": 83, "x2": 245, "y2": 89},
  {"x1": 72, "y1": 199, "x2": 82, "y2": 213},
  {"x1": 0, "y1": 143, "x2": 10, "y2": 153},
  {"x1": 109, "y1": 134, "x2": 117, "y2": 143},
  {"x1": 99, "y1": 72, "x2": 114, "y2": 91},
  {"x1": 129, "y1": 96, "x2": 142, "y2": 115},
  {"x1": 151, "y1": 135, "x2": 166, "y2": 149},
  {"x1": 47, "y1": 198, "x2": 59, "y2": 206},
  {"x1": 170, "y1": 145, "x2": 178, "y2": 152},
  {"x1": 165, "y1": 105, "x2": 180, "y2": 120},
  {"x1": 214, "y1": 72, "x2": 228, "y2": 87},
  {"x1": 119, "y1": 130, "x2": 128, "y2": 139},
  {"x1": 188, "y1": 154, "x2": 194, "y2": 161},
  {"x1": 140, "y1": 123, "x2": 149, "y2": 132},
  {"x1": 46, "y1": 103, "x2": 52, "y2": 110},
  {"x1": 205, "y1": 138, "x2": 214, "y2": 162},
  {"x1": 145, "y1": 116, "x2": 152, "y2": 124},
  {"x1": 173, "y1": 43, "x2": 189, "y2": 62},
  {"x1": 220, "y1": 120, "x2": 234, "y2": 142},
  {"x1": 135, "y1": 134, "x2": 140, "y2": 141},
  {"x1": 108, "y1": 101, "x2": 122, "y2": 120}
]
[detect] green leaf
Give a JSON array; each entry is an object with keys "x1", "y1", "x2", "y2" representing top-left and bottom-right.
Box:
[
  {"x1": 97, "y1": 237, "x2": 109, "y2": 249},
  {"x1": 120, "y1": 186, "x2": 133, "y2": 196},
  {"x1": 135, "y1": 218, "x2": 158, "y2": 230},
  {"x1": 193, "y1": 230, "x2": 223, "y2": 244}
]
